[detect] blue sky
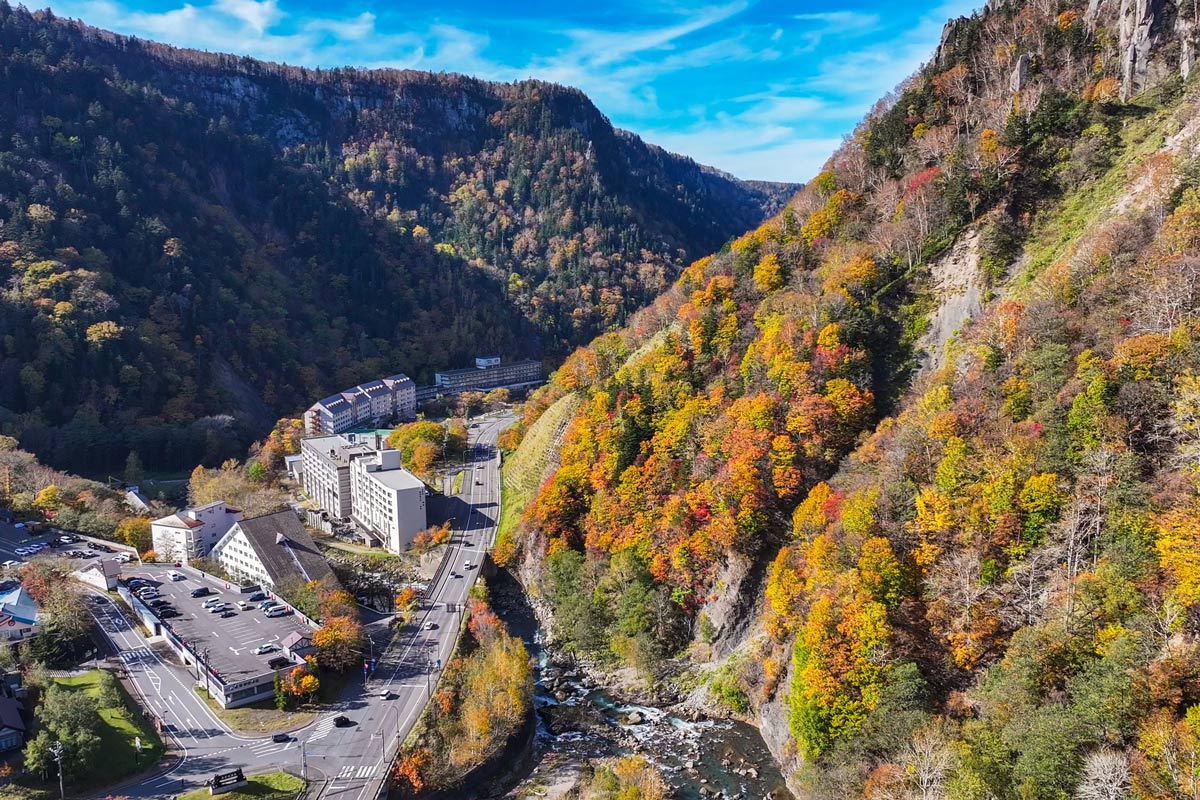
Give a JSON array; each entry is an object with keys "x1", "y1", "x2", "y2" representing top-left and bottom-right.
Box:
[{"x1": 45, "y1": 0, "x2": 981, "y2": 182}]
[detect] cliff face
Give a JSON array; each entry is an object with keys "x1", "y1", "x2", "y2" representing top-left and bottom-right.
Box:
[
  {"x1": 505, "y1": 1, "x2": 1200, "y2": 798},
  {"x1": 0, "y1": 3, "x2": 793, "y2": 475}
]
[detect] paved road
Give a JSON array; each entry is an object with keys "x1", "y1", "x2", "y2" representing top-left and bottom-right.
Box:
[{"x1": 88, "y1": 412, "x2": 514, "y2": 799}]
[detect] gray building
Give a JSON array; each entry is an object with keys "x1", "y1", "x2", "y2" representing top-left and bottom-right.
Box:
[{"x1": 434, "y1": 357, "x2": 541, "y2": 393}]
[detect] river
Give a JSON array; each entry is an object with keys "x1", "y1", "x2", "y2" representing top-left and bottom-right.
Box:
[{"x1": 490, "y1": 570, "x2": 794, "y2": 800}]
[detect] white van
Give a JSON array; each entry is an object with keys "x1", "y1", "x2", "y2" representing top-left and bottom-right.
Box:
[
  {"x1": 167, "y1": 570, "x2": 184, "y2": 581},
  {"x1": 265, "y1": 606, "x2": 291, "y2": 618}
]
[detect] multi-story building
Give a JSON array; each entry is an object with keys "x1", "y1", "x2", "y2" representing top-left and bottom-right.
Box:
[
  {"x1": 349, "y1": 449, "x2": 427, "y2": 552},
  {"x1": 298, "y1": 434, "x2": 378, "y2": 521},
  {"x1": 303, "y1": 373, "x2": 416, "y2": 436},
  {"x1": 433, "y1": 357, "x2": 542, "y2": 394},
  {"x1": 150, "y1": 501, "x2": 242, "y2": 565},
  {"x1": 209, "y1": 510, "x2": 334, "y2": 590}
]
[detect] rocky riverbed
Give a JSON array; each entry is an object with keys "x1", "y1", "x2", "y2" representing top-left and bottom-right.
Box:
[{"x1": 489, "y1": 570, "x2": 793, "y2": 800}]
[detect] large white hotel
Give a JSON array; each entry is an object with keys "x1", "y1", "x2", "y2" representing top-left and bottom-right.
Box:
[{"x1": 303, "y1": 374, "x2": 416, "y2": 437}]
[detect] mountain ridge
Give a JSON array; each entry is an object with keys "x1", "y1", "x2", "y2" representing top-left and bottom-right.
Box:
[{"x1": 0, "y1": 2, "x2": 795, "y2": 475}]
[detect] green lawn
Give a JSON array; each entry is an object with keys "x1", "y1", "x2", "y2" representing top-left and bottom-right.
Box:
[
  {"x1": 193, "y1": 688, "x2": 316, "y2": 735},
  {"x1": 451, "y1": 469, "x2": 465, "y2": 495},
  {"x1": 176, "y1": 771, "x2": 305, "y2": 800},
  {"x1": 55, "y1": 670, "x2": 164, "y2": 785}
]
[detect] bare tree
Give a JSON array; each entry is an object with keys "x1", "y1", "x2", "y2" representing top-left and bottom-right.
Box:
[
  {"x1": 1074, "y1": 748, "x2": 1131, "y2": 800},
  {"x1": 903, "y1": 727, "x2": 957, "y2": 800}
]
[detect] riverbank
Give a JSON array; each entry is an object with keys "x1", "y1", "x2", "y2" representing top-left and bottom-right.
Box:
[{"x1": 488, "y1": 569, "x2": 794, "y2": 800}]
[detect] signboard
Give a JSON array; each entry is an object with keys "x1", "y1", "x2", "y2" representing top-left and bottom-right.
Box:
[{"x1": 212, "y1": 769, "x2": 245, "y2": 789}]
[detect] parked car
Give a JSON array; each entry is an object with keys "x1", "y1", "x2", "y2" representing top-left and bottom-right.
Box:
[
  {"x1": 2, "y1": 560, "x2": 21, "y2": 569},
  {"x1": 86, "y1": 542, "x2": 100, "y2": 550},
  {"x1": 258, "y1": 600, "x2": 280, "y2": 611},
  {"x1": 158, "y1": 609, "x2": 179, "y2": 619},
  {"x1": 202, "y1": 597, "x2": 224, "y2": 608},
  {"x1": 219, "y1": 610, "x2": 237, "y2": 618},
  {"x1": 267, "y1": 656, "x2": 292, "y2": 670},
  {"x1": 115, "y1": 553, "x2": 133, "y2": 563},
  {"x1": 190, "y1": 587, "x2": 211, "y2": 598},
  {"x1": 253, "y1": 644, "x2": 277, "y2": 655},
  {"x1": 236, "y1": 600, "x2": 251, "y2": 610},
  {"x1": 207, "y1": 603, "x2": 227, "y2": 613},
  {"x1": 265, "y1": 607, "x2": 291, "y2": 618},
  {"x1": 167, "y1": 570, "x2": 185, "y2": 581},
  {"x1": 247, "y1": 592, "x2": 267, "y2": 602}
]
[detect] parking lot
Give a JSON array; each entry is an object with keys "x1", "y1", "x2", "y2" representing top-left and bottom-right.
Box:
[
  {"x1": 0, "y1": 521, "x2": 128, "y2": 570},
  {"x1": 119, "y1": 564, "x2": 316, "y2": 686}
]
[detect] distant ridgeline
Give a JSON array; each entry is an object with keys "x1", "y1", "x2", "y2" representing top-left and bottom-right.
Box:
[{"x1": 0, "y1": 2, "x2": 796, "y2": 475}]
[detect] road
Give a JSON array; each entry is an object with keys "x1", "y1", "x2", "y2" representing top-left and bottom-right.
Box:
[{"x1": 88, "y1": 412, "x2": 514, "y2": 799}]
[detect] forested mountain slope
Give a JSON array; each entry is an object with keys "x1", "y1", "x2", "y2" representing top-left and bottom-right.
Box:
[
  {"x1": 505, "y1": 1, "x2": 1200, "y2": 798},
  {"x1": 0, "y1": 3, "x2": 793, "y2": 475}
]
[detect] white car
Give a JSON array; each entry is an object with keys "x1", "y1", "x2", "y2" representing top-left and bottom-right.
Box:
[
  {"x1": 253, "y1": 644, "x2": 277, "y2": 655},
  {"x1": 2, "y1": 560, "x2": 21, "y2": 569},
  {"x1": 202, "y1": 597, "x2": 224, "y2": 608},
  {"x1": 13, "y1": 548, "x2": 31, "y2": 556},
  {"x1": 207, "y1": 603, "x2": 227, "y2": 613}
]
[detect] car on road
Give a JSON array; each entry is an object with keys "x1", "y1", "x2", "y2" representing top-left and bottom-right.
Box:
[
  {"x1": 424, "y1": 621, "x2": 438, "y2": 630},
  {"x1": 219, "y1": 610, "x2": 237, "y2": 618},
  {"x1": 167, "y1": 570, "x2": 184, "y2": 581},
  {"x1": 333, "y1": 715, "x2": 352, "y2": 728},
  {"x1": 449, "y1": 571, "x2": 460, "y2": 579},
  {"x1": 377, "y1": 687, "x2": 391, "y2": 699},
  {"x1": 464, "y1": 561, "x2": 475, "y2": 570},
  {"x1": 475, "y1": 478, "x2": 482, "y2": 485},
  {"x1": 190, "y1": 587, "x2": 212, "y2": 598},
  {"x1": 253, "y1": 644, "x2": 277, "y2": 655},
  {"x1": 272, "y1": 733, "x2": 291, "y2": 743}
]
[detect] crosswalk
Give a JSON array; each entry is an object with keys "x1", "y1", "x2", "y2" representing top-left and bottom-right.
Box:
[
  {"x1": 248, "y1": 738, "x2": 292, "y2": 757},
  {"x1": 334, "y1": 764, "x2": 378, "y2": 780},
  {"x1": 305, "y1": 715, "x2": 338, "y2": 743}
]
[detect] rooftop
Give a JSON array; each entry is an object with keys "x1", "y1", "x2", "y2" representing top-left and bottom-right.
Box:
[
  {"x1": 361, "y1": 455, "x2": 426, "y2": 491},
  {"x1": 231, "y1": 511, "x2": 334, "y2": 587},
  {"x1": 0, "y1": 585, "x2": 40, "y2": 625},
  {"x1": 301, "y1": 434, "x2": 379, "y2": 467}
]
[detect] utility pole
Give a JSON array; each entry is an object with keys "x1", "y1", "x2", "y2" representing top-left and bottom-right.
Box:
[
  {"x1": 300, "y1": 741, "x2": 307, "y2": 781},
  {"x1": 50, "y1": 741, "x2": 65, "y2": 800}
]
